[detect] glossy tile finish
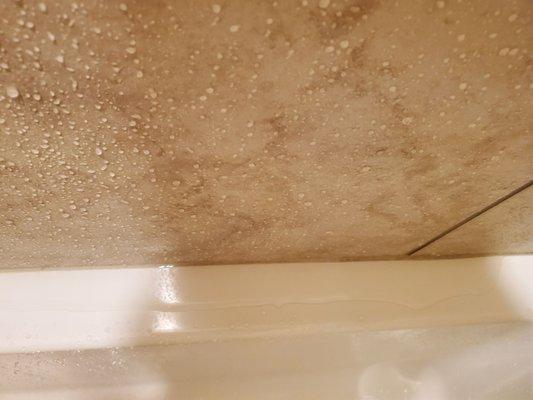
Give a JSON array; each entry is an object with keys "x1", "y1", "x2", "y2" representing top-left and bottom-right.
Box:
[
  {"x1": 1, "y1": 0, "x2": 532, "y2": 268},
  {"x1": 418, "y1": 186, "x2": 533, "y2": 257}
]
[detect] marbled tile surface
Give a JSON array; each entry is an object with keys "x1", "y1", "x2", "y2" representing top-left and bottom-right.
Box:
[
  {"x1": 417, "y1": 186, "x2": 532, "y2": 257},
  {"x1": 0, "y1": 0, "x2": 531, "y2": 268}
]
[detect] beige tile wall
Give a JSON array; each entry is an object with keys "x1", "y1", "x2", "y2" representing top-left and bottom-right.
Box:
[
  {"x1": 417, "y1": 186, "x2": 532, "y2": 257},
  {"x1": 0, "y1": 0, "x2": 531, "y2": 268}
]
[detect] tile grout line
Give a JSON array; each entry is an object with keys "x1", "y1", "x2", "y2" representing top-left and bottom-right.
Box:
[{"x1": 407, "y1": 179, "x2": 533, "y2": 256}]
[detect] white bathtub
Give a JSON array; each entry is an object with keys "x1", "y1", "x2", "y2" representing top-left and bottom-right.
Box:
[{"x1": 1, "y1": 256, "x2": 532, "y2": 399}]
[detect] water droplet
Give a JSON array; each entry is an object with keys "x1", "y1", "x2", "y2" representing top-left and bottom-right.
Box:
[
  {"x1": 499, "y1": 47, "x2": 509, "y2": 56},
  {"x1": 6, "y1": 85, "x2": 19, "y2": 99},
  {"x1": 38, "y1": 2, "x2": 47, "y2": 12},
  {"x1": 229, "y1": 25, "x2": 240, "y2": 33},
  {"x1": 119, "y1": 3, "x2": 128, "y2": 12},
  {"x1": 339, "y1": 40, "x2": 349, "y2": 49},
  {"x1": 319, "y1": 0, "x2": 330, "y2": 9},
  {"x1": 459, "y1": 82, "x2": 467, "y2": 90}
]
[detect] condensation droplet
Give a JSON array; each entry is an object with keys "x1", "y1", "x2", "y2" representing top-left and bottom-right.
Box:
[
  {"x1": 319, "y1": 0, "x2": 330, "y2": 9},
  {"x1": 498, "y1": 47, "x2": 510, "y2": 56},
  {"x1": 6, "y1": 85, "x2": 19, "y2": 99}
]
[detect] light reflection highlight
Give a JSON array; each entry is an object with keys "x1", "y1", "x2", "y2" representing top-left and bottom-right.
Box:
[
  {"x1": 157, "y1": 265, "x2": 180, "y2": 305},
  {"x1": 153, "y1": 311, "x2": 180, "y2": 333}
]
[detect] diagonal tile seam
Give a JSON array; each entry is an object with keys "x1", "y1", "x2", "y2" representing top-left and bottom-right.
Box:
[{"x1": 407, "y1": 179, "x2": 533, "y2": 256}]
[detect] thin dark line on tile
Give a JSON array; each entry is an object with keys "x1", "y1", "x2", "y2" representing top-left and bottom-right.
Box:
[{"x1": 408, "y1": 179, "x2": 533, "y2": 256}]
